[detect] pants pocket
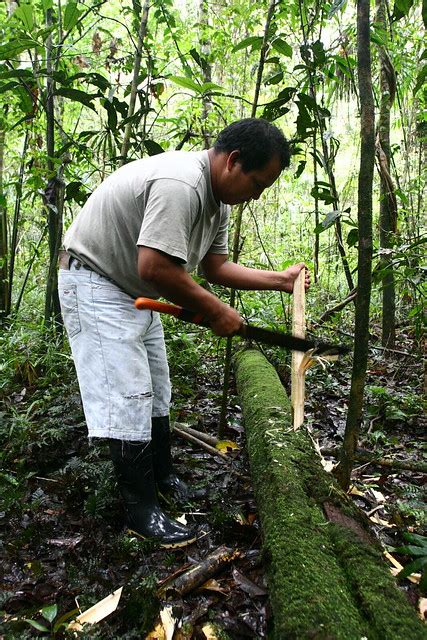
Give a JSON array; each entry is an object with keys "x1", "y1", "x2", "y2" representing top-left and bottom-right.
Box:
[{"x1": 59, "y1": 283, "x2": 81, "y2": 338}]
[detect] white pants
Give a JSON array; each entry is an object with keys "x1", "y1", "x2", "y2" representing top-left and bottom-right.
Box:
[{"x1": 58, "y1": 262, "x2": 171, "y2": 441}]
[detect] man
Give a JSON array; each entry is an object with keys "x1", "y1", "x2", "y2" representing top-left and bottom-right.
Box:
[{"x1": 58, "y1": 118, "x2": 310, "y2": 548}]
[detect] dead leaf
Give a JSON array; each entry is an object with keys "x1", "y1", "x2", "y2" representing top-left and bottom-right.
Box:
[
  {"x1": 68, "y1": 587, "x2": 123, "y2": 631},
  {"x1": 216, "y1": 440, "x2": 239, "y2": 452},
  {"x1": 197, "y1": 578, "x2": 229, "y2": 594},
  {"x1": 146, "y1": 606, "x2": 176, "y2": 640},
  {"x1": 202, "y1": 622, "x2": 220, "y2": 639}
]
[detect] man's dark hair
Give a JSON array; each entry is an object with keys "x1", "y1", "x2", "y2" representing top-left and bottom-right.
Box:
[{"x1": 213, "y1": 118, "x2": 290, "y2": 172}]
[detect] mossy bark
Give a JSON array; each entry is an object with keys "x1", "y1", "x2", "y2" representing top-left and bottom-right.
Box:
[{"x1": 234, "y1": 349, "x2": 425, "y2": 640}]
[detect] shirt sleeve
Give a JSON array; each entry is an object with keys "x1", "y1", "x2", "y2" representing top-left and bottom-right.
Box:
[
  {"x1": 137, "y1": 178, "x2": 201, "y2": 263},
  {"x1": 207, "y1": 204, "x2": 230, "y2": 254}
]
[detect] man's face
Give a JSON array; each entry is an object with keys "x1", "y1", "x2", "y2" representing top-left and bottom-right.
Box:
[{"x1": 220, "y1": 152, "x2": 282, "y2": 205}]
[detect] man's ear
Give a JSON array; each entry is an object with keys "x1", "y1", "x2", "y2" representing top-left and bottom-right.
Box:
[{"x1": 226, "y1": 149, "x2": 241, "y2": 171}]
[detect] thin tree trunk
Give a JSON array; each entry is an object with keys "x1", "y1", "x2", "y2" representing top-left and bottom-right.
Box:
[
  {"x1": 0, "y1": 123, "x2": 7, "y2": 320},
  {"x1": 7, "y1": 131, "x2": 29, "y2": 318},
  {"x1": 336, "y1": 0, "x2": 375, "y2": 490},
  {"x1": 199, "y1": 0, "x2": 212, "y2": 149},
  {"x1": 375, "y1": 0, "x2": 396, "y2": 349},
  {"x1": 119, "y1": 0, "x2": 150, "y2": 165},
  {"x1": 44, "y1": 5, "x2": 62, "y2": 326},
  {"x1": 218, "y1": 0, "x2": 277, "y2": 437},
  {"x1": 313, "y1": 131, "x2": 320, "y2": 283}
]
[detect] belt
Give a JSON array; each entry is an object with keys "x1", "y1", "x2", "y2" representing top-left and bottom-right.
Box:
[{"x1": 58, "y1": 249, "x2": 91, "y2": 271}]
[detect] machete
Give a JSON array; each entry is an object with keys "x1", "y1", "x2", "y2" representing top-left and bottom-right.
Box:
[{"x1": 135, "y1": 297, "x2": 349, "y2": 356}]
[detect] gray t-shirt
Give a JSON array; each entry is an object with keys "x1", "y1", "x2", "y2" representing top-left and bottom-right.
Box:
[{"x1": 64, "y1": 150, "x2": 230, "y2": 299}]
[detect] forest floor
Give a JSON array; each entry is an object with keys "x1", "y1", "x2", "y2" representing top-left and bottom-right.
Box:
[{"x1": 0, "y1": 325, "x2": 426, "y2": 638}]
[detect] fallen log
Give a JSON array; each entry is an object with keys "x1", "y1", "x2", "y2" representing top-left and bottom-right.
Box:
[{"x1": 234, "y1": 348, "x2": 425, "y2": 640}]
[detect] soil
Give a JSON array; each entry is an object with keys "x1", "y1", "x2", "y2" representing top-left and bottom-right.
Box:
[{"x1": 1, "y1": 328, "x2": 425, "y2": 638}]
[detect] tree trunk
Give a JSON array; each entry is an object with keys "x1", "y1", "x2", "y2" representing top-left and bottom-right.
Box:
[
  {"x1": 234, "y1": 349, "x2": 426, "y2": 640},
  {"x1": 44, "y1": 5, "x2": 62, "y2": 326},
  {"x1": 336, "y1": 0, "x2": 375, "y2": 490},
  {"x1": 199, "y1": 0, "x2": 212, "y2": 149},
  {"x1": 0, "y1": 122, "x2": 7, "y2": 320},
  {"x1": 375, "y1": 0, "x2": 396, "y2": 350},
  {"x1": 119, "y1": 0, "x2": 150, "y2": 165}
]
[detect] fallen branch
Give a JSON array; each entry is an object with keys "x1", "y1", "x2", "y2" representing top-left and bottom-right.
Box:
[
  {"x1": 317, "y1": 288, "x2": 357, "y2": 325},
  {"x1": 157, "y1": 545, "x2": 241, "y2": 598},
  {"x1": 174, "y1": 422, "x2": 219, "y2": 447},
  {"x1": 321, "y1": 448, "x2": 427, "y2": 474},
  {"x1": 172, "y1": 425, "x2": 228, "y2": 460}
]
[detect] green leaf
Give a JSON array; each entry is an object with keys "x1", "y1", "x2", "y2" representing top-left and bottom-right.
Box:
[
  {"x1": 265, "y1": 71, "x2": 283, "y2": 85},
  {"x1": 314, "y1": 210, "x2": 341, "y2": 233},
  {"x1": 42, "y1": 604, "x2": 58, "y2": 623},
  {"x1": 347, "y1": 228, "x2": 359, "y2": 247},
  {"x1": 24, "y1": 619, "x2": 50, "y2": 632},
  {"x1": 397, "y1": 556, "x2": 427, "y2": 579},
  {"x1": 403, "y1": 532, "x2": 427, "y2": 547},
  {"x1": 0, "y1": 38, "x2": 36, "y2": 60},
  {"x1": 200, "y1": 81, "x2": 223, "y2": 93},
  {"x1": 64, "y1": 1, "x2": 81, "y2": 32},
  {"x1": 0, "y1": 68, "x2": 34, "y2": 80},
  {"x1": 392, "y1": 0, "x2": 414, "y2": 20},
  {"x1": 54, "y1": 87, "x2": 98, "y2": 110},
  {"x1": 294, "y1": 160, "x2": 306, "y2": 179},
  {"x1": 102, "y1": 99, "x2": 117, "y2": 131},
  {"x1": 232, "y1": 36, "x2": 263, "y2": 53},
  {"x1": 414, "y1": 65, "x2": 427, "y2": 95},
  {"x1": 13, "y1": 3, "x2": 35, "y2": 31},
  {"x1": 144, "y1": 139, "x2": 165, "y2": 156},
  {"x1": 394, "y1": 545, "x2": 427, "y2": 557},
  {"x1": 272, "y1": 38, "x2": 292, "y2": 58},
  {"x1": 168, "y1": 75, "x2": 201, "y2": 93}
]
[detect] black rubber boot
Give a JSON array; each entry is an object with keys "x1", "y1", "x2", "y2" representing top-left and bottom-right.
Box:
[
  {"x1": 151, "y1": 416, "x2": 190, "y2": 501},
  {"x1": 108, "y1": 439, "x2": 196, "y2": 548}
]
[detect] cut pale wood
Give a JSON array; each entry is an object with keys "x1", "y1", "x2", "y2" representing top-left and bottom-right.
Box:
[
  {"x1": 291, "y1": 269, "x2": 306, "y2": 430},
  {"x1": 68, "y1": 587, "x2": 123, "y2": 631}
]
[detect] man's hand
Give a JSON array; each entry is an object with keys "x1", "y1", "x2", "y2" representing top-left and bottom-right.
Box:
[
  {"x1": 207, "y1": 303, "x2": 243, "y2": 337},
  {"x1": 279, "y1": 263, "x2": 311, "y2": 293}
]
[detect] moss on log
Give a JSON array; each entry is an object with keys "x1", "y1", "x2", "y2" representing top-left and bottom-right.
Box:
[{"x1": 234, "y1": 349, "x2": 425, "y2": 640}]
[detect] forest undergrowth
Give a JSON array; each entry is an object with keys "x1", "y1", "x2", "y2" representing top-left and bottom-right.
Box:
[{"x1": 0, "y1": 319, "x2": 425, "y2": 638}]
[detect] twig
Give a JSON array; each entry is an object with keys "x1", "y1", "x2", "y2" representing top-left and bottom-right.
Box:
[
  {"x1": 174, "y1": 422, "x2": 219, "y2": 447},
  {"x1": 172, "y1": 426, "x2": 228, "y2": 460},
  {"x1": 322, "y1": 447, "x2": 427, "y2": 473}
]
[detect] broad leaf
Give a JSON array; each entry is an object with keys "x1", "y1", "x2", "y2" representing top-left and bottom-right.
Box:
[
  {"x1": 54, "y1": 87, "x2": 98, "y2": 110},
  {"x1": 13, "y1": 3, "x2": 35, "y2": 31},
  {"x1": 64, "y1": 1, "x2": 81, "y2": 32},
  {"x1": 42, "y1": 604, "x2": 58, "y2": 623},
  {"x1": 102, "y1": 99, "x2": 117, "y2": 131},
  {"x1": 169, "y1": 76, "x2": 202, "y2": 93},
  {"x1": 314, "y1": 210, "x2": 341, "y2": 233},
  {"x1": 144, "y1": 140, "x2": 165, "y2": 156},
  {"x1": 232, "y1": 36, "x2": 263, "y2": 53},
  {"x1": 24, "y1": 619, "x2": 49, "y2": 632},
  {"x1": 414, "y1": 65, "x2": 427, "y2": 95},
  {"x1": 272, "y1": 38, "x2": 292, "y2": 58},
  {"x1": 0, "y1": 38, "x2": 36, "y2": 60}
]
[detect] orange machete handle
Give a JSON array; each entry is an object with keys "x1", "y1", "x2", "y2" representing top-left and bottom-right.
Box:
[{"x1": 134, "y1": 297, "x2": 206, "y2": 325}]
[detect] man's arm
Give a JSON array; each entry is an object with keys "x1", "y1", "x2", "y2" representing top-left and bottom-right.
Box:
[
  {"x1": 201, "y1": 253, "x2": 310, "y2": 293},
  {"x1": 137, "y1": 246, "x2": 242, "y2": 336}
]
